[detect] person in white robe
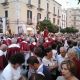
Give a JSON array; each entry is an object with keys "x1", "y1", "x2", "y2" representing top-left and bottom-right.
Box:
[{"x1": 1, "y1": 53, "x2": 25, "y2": 80}]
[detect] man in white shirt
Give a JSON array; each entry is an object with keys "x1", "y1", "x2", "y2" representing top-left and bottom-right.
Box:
[
  {"x1": 1, "y1": 53, "x2": 25, "y2": 80},
  {"x1": 57, "y1": 47, "x2": 66, "y2": 71},
  {"x1": 27, "y1": 56, "x2": 52, "y2": 80}
]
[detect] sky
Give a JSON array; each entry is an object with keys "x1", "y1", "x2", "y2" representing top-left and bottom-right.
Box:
[{"x1": 55, "y1": 0, "x2": 80, "y2": 9}]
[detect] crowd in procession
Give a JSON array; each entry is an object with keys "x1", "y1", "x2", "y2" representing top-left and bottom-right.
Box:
[{"x1": 0, "y1": 29, "x2": 80, "y2": 80}]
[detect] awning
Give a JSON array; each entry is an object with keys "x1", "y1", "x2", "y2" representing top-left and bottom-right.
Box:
[{"x1": 26, "y1": 27, "x2": 33, "y2": 31}]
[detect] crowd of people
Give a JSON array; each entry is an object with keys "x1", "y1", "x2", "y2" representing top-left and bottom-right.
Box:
[{"x1": 0, "y1": 31, "x2": 80, "y2": 80}]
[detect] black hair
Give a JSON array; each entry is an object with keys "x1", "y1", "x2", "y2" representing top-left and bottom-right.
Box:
[
  {"x1": 27, "y1": 56, "x2": 39, "y2": 65},
  {"x1": 67, "y1": 40, "x2": 73, "y2": 46},
  {"x1": 29, "y1": 73, "x2": 45, "y2": 80},
  {"x1": 44, "y1": 47, "x2": 52, "y2": 56},
  {"x1": 33, "y1": 47, "x2": 42, "y2": 57},
  {"x1": 9, "y1": 53, "x2": 25, "y2": 65},
  {"x1": 73, "y1": 41, "x2": 77, "y2": 46},
  {"x1": 52, "y1": 43, "x2": 57, "y2": 49},
  {"x1": 67, "y1": 40, "x2": 73, "y2": 48},
  {"x1": 45, "y1": 47, "x2": 52, "y2": 53}
]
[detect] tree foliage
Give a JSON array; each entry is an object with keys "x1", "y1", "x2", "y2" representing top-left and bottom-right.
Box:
[
  {"x1": 60, "y1": 27, "x2": 79, "y2": 33},
  {"x1": 36, "y1": 19, "x2": 59, "y2": 33}
]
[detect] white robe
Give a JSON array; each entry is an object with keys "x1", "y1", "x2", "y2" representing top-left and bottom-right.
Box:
[
  {"x1": 42, "y1": 56, "x2": 56, "y2": 67},
  {"x1": 1, "y1": 63, "x2": 21, "y2": 80}
]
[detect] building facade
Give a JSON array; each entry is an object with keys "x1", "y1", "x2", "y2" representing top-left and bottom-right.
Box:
[
  {"x1": 0, "y1": 0, "x2": 62, "y2": 34},
  {"x1": 53, "y1": 0, "x2": 62, "y2": 27},
  {"x1": 61, "y1": 10, "x2": 67, "y2": 29},
  {"x1": 66, "y1": 8, "x2": 80, "y2": 31}
]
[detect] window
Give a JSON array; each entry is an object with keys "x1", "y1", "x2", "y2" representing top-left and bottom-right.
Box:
[
  {"x1": 37, "y1": 13, "x2": 41, "y2": 22},
  {"x1": 74, "y1": 16, "x2": 76, "y2": 20},
  {"x1": 0, "y1": 18, "x2": 3, "y2": 33},
  {"x1": 27, "y1": 10, "x2": 32, "y2": 19},
  {"x1": 53, "y1": 18, "x2": 55, "y2": 23},
  {"x1": 18, "y1": 26, "x2": 23, "y2": 34},
  {"x1": 47, "y1": 3, "x2": 49, "y2": 19},
  {"x1": 38, "y1": 0, "x2": 41, "y2": 8},
  {"x1": 38, "y1": 0, "x2": 41, "y2": 4},
  {"x1": 58, "y1": 9, "x2": 59, "y2": 16},
  {"x1": 62, "y1": 14, "x2": 63, "y2": 19},
  {"x1": 54, "y1": 7, "x2": 55, "y2": 14},
  {"x1": 64, "y1": 23, "x2": 65, "y2": 28},
  {"x1": 5, "y1": 10, "x2": 8, "y2": 17},
  {"x1": 47, "y1": 3, "x2": 49, "y2": 11},
  {"x1": 27, "y1": 10, "x2": 32, "y2": 24},
  {"x1": 64, "y1": 15, "x2": 65, "y2": 20},
  {"x1": 5, "y1": 0, "x2": 8, "y2": 2},
  {"x1": 28, "y1": 0, "x2": 31, "y2": 4},
  {"x1": 70, "y1": 11, "x2": 71, "y2": 13},
  {"x1": 57, "y1": 19, "x2": 59, "y2": 25},
  {"x1": 62, "y1": 22, "x2": 63, "y2": 27}
]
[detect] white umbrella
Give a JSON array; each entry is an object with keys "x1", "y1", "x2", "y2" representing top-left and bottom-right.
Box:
[{"x1": 8, "y1": 44, "x2": 20, "y2": 48}]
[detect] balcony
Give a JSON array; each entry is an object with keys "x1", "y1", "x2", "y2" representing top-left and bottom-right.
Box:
[
  {"x1": 72, "y1": 19, "x2": 80, "y2": 21},
  {"x1": 37, "y1": 4, "x2": 44, "y2": 11},
  {"x1": 48, "y1": 11, "x2": 51, "y2": 14},
  {"x1": 1, "y1": 1, "x2": 9, "y2": 6},
  {"x1": 53, "y1": 13, "x2": 57, "y2": 16},
  {"x1": 72, "y1": 14, "x2": 80, "y2": 16},
  {"x1": 26, "y1": 3, "x2": 34, "y2": 8},
  {"x1": 27, "y1": 18, "x2": 33, "y2": 25},
  {"x1": 57, "y1": 15, "x2": 61, "y2": 18}
]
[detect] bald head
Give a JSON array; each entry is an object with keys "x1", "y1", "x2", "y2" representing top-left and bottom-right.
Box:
[
  {"x1": 0, "y1": 44, "x2": 8, "y2": 52},
  {"x1": 60, "y1": 47, "x2": 66, "y2": 57},
  {"x1": 60, "y1": 47, "x2": 66, "y2": 52}
]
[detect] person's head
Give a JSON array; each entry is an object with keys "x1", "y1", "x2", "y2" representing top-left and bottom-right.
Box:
[
  {"x1": 33, "y1": 47, "x2": 42, "y2": 57},
  {"x1": 61, "y1": 60, "x2": 77, "y2": 79},
  {"x1": 45, "y1": 47, "x2": 52, "y2": 59},
  {"x1": 9, "y1": 53, "x2": 25, "y2": 69},
  {"x1": 67, "y1": 49, "x2": 78, "y2": 60},
  {"x1": 73, "y1": 40, "x2": 77, "y2": 46},
  {"x1": 52, "y1": 43, "x2": 57, "y2": 50},
  {"x1": 29, "y1": 73, "x2": 45, "y2": 80},
  {"x1": 1, "y1": 36, "x2": 3, "y2": 39},
  {"x1": 11, "y1": 38, "x2": 17, "y2": 44},
  {"x1": 60, "y1": 47, "x2": 66, "y2": 57},
  {"x1": 27, "y1": 56, "x2": 39, "y2": 70},
  {"x1": 67, "y1": 40, "x2": 73, "y2": 48},
  {"x1": 0, "y1": 44, "x2": 8, "y2": 52}
]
